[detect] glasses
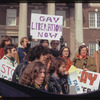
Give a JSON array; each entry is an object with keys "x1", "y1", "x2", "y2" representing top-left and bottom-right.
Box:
[{"x1": 52, "y1": 43, "x2": 59, "y2": 45}]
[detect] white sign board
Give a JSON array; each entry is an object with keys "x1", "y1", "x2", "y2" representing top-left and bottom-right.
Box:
[
  {"x1": 0, "y1": 61, "x2": 16, "y2": 81},
  {"x1": 78, "y1": 69, "x2": 100, "y2": 93},
  {"x1": 30, "y1": 13, "x2": 63, "y2": 40},
  {"x1": 68, "y1": 71, "x2": 83, "y2": 94}
]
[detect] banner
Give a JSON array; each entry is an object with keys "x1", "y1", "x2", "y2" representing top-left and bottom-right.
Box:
[
  {"x1": 67, "y1": 71, "x2": 83, "y2": 94},
  {"x1": 30, "y1": 13, "x2": 63, "y2": 40},
  {"x1": 78, "y1": 69, "x2": 100, "y2": 93},
  {"x1": 0, "y1": 61, "x2": 16, "y2": 81}
]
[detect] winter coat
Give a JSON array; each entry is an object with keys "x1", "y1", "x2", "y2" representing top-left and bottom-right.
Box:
[
  {"x1": 93, "y1": 50, "x2": 100, "y2": 73},
  {"x1": 73, "y1": 55, "x2": 96, "y2": 72},
  {"x1": 46, "y1": 74, "x2": 69, "y2": 94},
  {"x1": 12, "y1": 60, "x2": 29, "y2": 83}
]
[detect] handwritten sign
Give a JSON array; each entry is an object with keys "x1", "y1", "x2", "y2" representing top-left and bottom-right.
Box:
[
  {"x1": 68, "y1": 71, "x2": 83, "y2": 94},
  {"x1": 30, "y1": 13, "x2": 63, "y2": 40},
  {"x1": 0, "y1": 61, "x2": 16, "y2": 81},
  {"x1": 78, "y1": 69, "x2": 100, "y2": 93}
]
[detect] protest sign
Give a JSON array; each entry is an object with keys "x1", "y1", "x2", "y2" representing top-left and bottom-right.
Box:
[
  {"x1": 30, "y1": 13, "x2": 63, "y2": 40},
  {"x1": 78, "y1": 69, "x2": 100, "y2": 93},
  {"x1": 68, "y1": 71, "x2": 83, "y2": 94},
  {"x1": 0, "y1": 61, "x2": 16, "y2": 81}
]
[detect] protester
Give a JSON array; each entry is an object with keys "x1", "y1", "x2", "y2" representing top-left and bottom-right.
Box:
[
  {"x1": 93, "y1": 40, "x2": 100, "y2": 73},
  {"x1": 40, "y1": 39, "x2": 49, "y2": 48},
  {"x1": 19, "y1": 61, "x2": 46, "y2": 91},
  {"x1": 45, "y1": 54, "x2": 55, "y2": 83},
  {"x1": 59, "y1": 46, "x2": 73, "y2": 73},
  {"x1": 0, "y1": 44, "x2": 18, "y2": 81},
  {"x1": 73, "y1": 45, "x2": 96, "y2": 72},
  {"x1": 46, "y1": 58, "x2": 69, "y2": 94},
  {"x1": 12, "y1": 45, "x2": 50, "y2": 83},
  {"x1": 0, "y1": 44, "x2": 18, "y2": 67},
  {"x1": 12, "y1": 47, "x2": 36, "y2": 83},
  {"x1": 32, "y1": 45, "x2": 50, "y2": 65},
  {"x1": 50, "y1": 40, "x2": 60, "y2": 58},
  {"x1": 0, "y1": 35, "x2": 12, "y2": 59},
  {"x1": 15, "y1": 37, "x2": 30, "y2": 63}
]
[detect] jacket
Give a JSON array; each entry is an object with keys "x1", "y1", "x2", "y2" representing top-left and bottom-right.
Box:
[
  {"x1": 0, "y1": 48, "x2": 4, "y2": 59},
  {"x1": 46, "y1": 74, "x2": 69, "y2": 94},
  {"x1": 93, "y1": 50, "x2": 100, "y2": 73},
  {"x1": 12, "y1": 60, "x2": 29, "y2": 83},
  {"x1": 18, "y1": 47, "x2": 27, "y2": 63},
  {"x1": 73, "y1": 54, "x2": 96, "y2": 72},
  {"x1": 1, "y1": 55, "x2": 18, "y2": 68}
]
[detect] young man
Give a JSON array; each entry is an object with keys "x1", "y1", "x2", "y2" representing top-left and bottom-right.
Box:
[
  {"x1": 16, "y1": 37, "x2": 30, "y2": 63},
  {"x1": 50, "y1": 40, "x2": 60, "y2": 58},
  {"x1": 1, "y1": 44, "x2": 18, "y2": 68},
  {"x1": 19, "y1": 61, "x2": 46, "y2": 91},
  {"x1": 46, "y1": 58, "x2": 69, "y2": 94},
  {"x1": 12, "y1": 45, "x2": 50, "y2": 83}
]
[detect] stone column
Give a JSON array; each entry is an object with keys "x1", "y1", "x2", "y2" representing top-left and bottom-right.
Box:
[
  {"x1": 47, "y1": 3, "x2": 55, "y2": 48},
  {"x1": 18, "y1": 3, "x2": 27, "y2": 47},
  {"x1": 75, "y1": 3, "x2": 83, "y2": 52},
  {"x1": 70, "y1": 7, "x2": 75, "y2": 60}
]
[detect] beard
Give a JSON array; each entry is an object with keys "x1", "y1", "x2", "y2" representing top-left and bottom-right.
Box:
[{"x1": 57, "y1": 69, "x2": 65, "y2": 78}]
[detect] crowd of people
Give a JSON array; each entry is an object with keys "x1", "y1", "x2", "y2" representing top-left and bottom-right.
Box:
[{"x1": 0, "y1": 35, "x2": 98, "y2": 95}]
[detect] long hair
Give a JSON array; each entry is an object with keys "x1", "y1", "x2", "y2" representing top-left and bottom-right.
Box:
[
  {"x1": 0, "y1": 35, "x2": 12, "y2": 48},
  {"x1": 19, "y1": 61, "x2": 46, "y2": 86},
  {"x1": 59, "y1": 46, "x2": 71, "y2": 58},
  {"x1": 49, "y1": 58, "x2": 66, "y2": 74}
]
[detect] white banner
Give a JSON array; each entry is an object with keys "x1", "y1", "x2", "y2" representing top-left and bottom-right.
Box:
[
  {"x1": 30, "y1": 13, "x2": 63, "y2": 40},
  {"x1": 68, "y1": 71, "x2": 83, "y2": 94},
  {"x1": 78, "y1": 69, "x2": 100, "y2": 93},
  {"x1": 0, "y1": 61, "x2": 16, "y2": 81}
]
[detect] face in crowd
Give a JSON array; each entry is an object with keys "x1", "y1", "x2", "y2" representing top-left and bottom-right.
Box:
[
  {"x1": 78, "y1": 45, "x2": 88, "y2": 57},
  {"x1": 8, "y1": 47, "x2": 17, "y2": 58},
  {"x1": 62, "y1": 48, "x2": 69, "y2": 58},
  {"x1": 5, "y1": 40, "x2": 12, "y2": 46},
  {"x1": 51, "y1": 41, "x2": 59, "y2": 50},
  {"x1": 21, "y1": 38, "x2": 29, "y2": 48},
  {"x1": 35, "y1": 68, "x2": 45, "y2": 85},
  {"x1": 57, "y1": 61, "x2": 66, "y2": 78},
  {"x1": 41, "y1": 40, "x2": 49, "y2": 48},
  {"x1": 39, "y1": 54, "x2": 48, "y2": 65}
]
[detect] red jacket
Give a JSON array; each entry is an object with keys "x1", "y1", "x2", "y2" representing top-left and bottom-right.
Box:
[
  {"x1": 0, "y1": 48, "x2": 4, "y2": 59},
  {"x1": 60, "y1": 57, "x2": 73, "y2": 71}
]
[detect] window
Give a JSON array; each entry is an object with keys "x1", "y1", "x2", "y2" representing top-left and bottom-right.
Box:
[
  {"x1": 89, "y1": 42, "x2": 98, "y2": 56},
  {"x1": 56, "y1": 10, "x2": 66, "y2": 27},
  {"x1": 6, "y1": 9, "x2": 17, "y2": 26},
  {"x1": 31, "y1": 9, "x2": 41, "y2": 14},
  {"x1": 89, "y1": 12, "x2": 100, "y2": 28}
]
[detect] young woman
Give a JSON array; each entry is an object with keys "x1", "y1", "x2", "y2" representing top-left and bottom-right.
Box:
[
  {"x1": 59, "y1": 46, "x2": 73, "y2": 72},
  {"x1": 0, "y1": 35, "x2": 12, "y2": 59},
  {"x1": 73, "y1": 45, "x2": 96, "y2": 72}
]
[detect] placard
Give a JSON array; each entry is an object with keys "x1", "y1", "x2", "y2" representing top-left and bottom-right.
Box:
[
  {"x1": 78, "y1": 69, "x2": 100, "y2": 93},
  {"x1": 0, "y1": 61, "x2": 16, "y2": 81},
  {"x1": 30, "y1": 13, "x2": 63, "y2": 40}
]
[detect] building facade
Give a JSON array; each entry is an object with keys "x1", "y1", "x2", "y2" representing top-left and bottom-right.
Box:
[{"x1": 0, "y1": 3, "x2": 100, "y2": 59}]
